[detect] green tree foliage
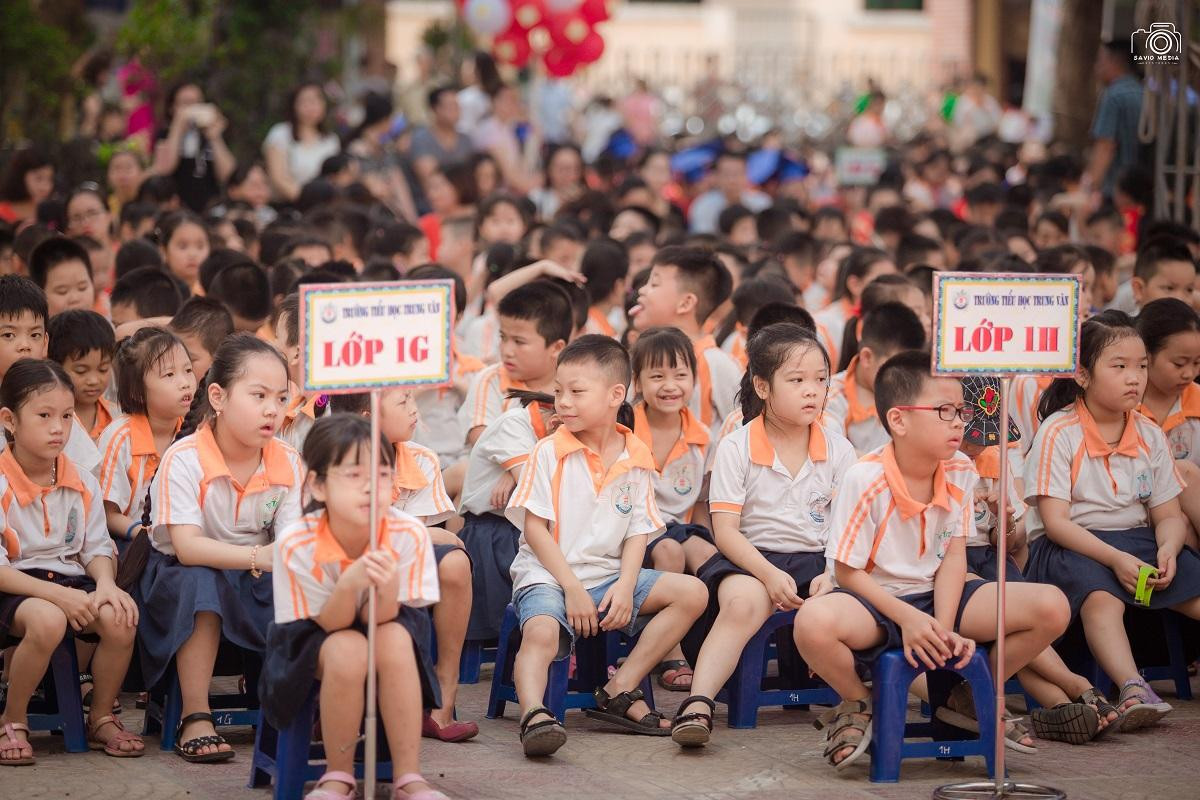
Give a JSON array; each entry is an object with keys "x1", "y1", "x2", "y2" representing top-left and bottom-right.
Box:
[{"x1": 0, "y1": 0, "x2": 83, "y2": 144}]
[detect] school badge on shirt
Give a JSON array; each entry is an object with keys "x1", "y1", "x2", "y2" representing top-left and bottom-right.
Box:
[
  {"x1": 260, "y1": 494, "x2": 282, "y2": 531},
  {"x1": 935, "y1": 527, "x2": 955, "y2": 559},
  {"x1": 807, "y1": 490, "x2": 831, "y2": 525},
  {"x1": 613, "y1": 482, "x2": 634, "y2": 515},
  {"x1": 669, "y1": 463, "x2": 694, "y2": 496},
  {"x1": 1135, "y1": 471, "x2": 1152, "y2": 502},
  {"x1": 64, "y1": 507, "x2": 79, "y2": 544},
  {"x1": 1169, "y1": 431, "x2": 1190, "y2": 461}
]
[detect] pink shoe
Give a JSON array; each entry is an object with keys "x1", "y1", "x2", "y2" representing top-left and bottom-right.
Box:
[
  {"x1": 421, "y1": 714, "x2": 479, "y2": 743},
  {"x1": 392, "y1": 773, "x2": 449, "y2": 800},
  {"x1": 306, "y1": 771, "x2": 357, "y2": 799}
]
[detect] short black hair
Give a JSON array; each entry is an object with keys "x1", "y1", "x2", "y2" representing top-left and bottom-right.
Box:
[
  {"x1": 47, "y1": 309, "x2": 116, "y2": 364},
  {"x1": 652, "y1": 245, "x2": 733, "y2": 323},
  {"x1": 731, "y1": 276, "x2": 791, "y2": 327},
  {"x1": 581, "y1": 238, "x2": 629, "y2": 306},
  {"x1": 631, "y1": 326, "x2": 697, "y2": 378},
  {"x1": 965, "y1": 182, "x2": 1004, "y2": 207},
  {"x1": 111, "y1": 266, "x2": 184, "y2": 318},
  {"x1": 198, "y1": 248, "x2": 252, "y2": 293},
  {"x1": 364, "y1": 222, "x2": 426, "y2": 260},
  {"x1": 558, "y1": 333, "x2": 632, "y2": 387},
  {"x1": 1035, "y1": 210, "x2": 1069, "y2": 235},
  {"x1": 119, "y1": 201, "x2": 157, "y2": 231},
  {"x1": 278, "y1": 292, "x2": 300, "y2": 348},
  {"x1": 861, "y1": 302, "x2": 926, "y2": 356},
  {"x1": 874, "y1": 206, "x2": 912, "y2": 237},
  {"x1": 1135, "y1": 238, "x2": 1196, "y2": 283},
  {"x1": 769, "y1": 231, "x2": 816, "y2": 263},
  {"x1": 28, "y1": 236, "x2": 92, "y2": 288},
  {"x1": 0, "y1": 275, "x2": 48, "y2": 325},
  {"x1": 497, "y1": 281, "x2": 573, "y2": 346},
  {"x1": 895, "y1": 233, "x2": 942, "y2": 271},
  {"x1": 755, "y1": 206, "x2": 794, "y2": 244},
  {"x1": 747, "y1": 302, "x2": 813, "y2": 337},
  {"x1": 207, "y1": 260, "x2": 272, "y2": 323},
  {"x1": 1085, "y1": 205, "x2": 1123, "y2": 228},
  {"x1": 406, "y1": 263, "x2": 467, "y2": 317},
  {"x1": 115, "y1": 238, "x2": 165, "y2": 279},
  {"x1": 427, "y1": 85, "x2": 455, "y2": 110},
  {"x1": 170, "y1": 296, "x2": 234, "y2": 357},
  {"x1": 717, "y1": 204, "x2": 753, "y2": 237},
  {"x1": 327, "y1": 391, "x2": 371, "y2": 415},
  {"x1": 874, "y1": 349, "x2": 934, "y2": 434}
]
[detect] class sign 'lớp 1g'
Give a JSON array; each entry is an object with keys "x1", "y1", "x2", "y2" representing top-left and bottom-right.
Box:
[{"x1": 931, "y1": 272, "x2": 1081, "y2": 377}]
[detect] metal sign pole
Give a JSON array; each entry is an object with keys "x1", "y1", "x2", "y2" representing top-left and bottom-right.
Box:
[
  {"x1": 933, "y1": 377, "x2": 1065, "y2": 800},
  {"x1": 364, "y1": 388, "x2": 381, "y2": 800}
]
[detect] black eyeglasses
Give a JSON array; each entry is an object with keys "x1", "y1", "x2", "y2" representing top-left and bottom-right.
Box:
[{"x1": 895, "y1": 404, "x2": 976, "y2": 423}]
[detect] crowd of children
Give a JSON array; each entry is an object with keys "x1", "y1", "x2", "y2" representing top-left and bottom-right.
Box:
[{"x1": 2, "y1": 74, "x2": 1200, "y2": 798}]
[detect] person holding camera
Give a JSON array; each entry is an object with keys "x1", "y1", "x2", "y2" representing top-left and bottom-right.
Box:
[{"x1": 151, "y1": 81, "x2": 236, "y2": 213}]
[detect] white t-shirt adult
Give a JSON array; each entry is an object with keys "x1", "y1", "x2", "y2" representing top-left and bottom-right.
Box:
[{"x1": 263, "y1": 123, "x2": 341, "y2": 188}]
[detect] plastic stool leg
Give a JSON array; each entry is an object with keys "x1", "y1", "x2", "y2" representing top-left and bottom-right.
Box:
[
  {"x1": 159, "y1": 672, "x2": 183, "y2": 751},
  {"x1": 726, "y1": 628, "x2": 769, "y2": 729},
  {"x1": 869, "y1": 654, "x2": 914, "y2": 783},
  {"x1": 486, "y1": 608, "x2": 518, "y2": 720},
  {"x1": 545, "y1": 656, "x2": 570, "y2": 722},
  {"x1": 459, "y1": 640, "x2": 483, "y2": 684},
  {"x1": 49, "y1": 639, "x2": 88, "y2": 753},
  {"x1": 1163, "y1": 613, "x2": 1193, "y2": 701},
  {"x1": 273, "y1": 695, "x2": 316, "y2": 800}
]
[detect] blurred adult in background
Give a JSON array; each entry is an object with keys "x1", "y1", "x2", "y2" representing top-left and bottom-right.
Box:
[
  {"x1": 1083, "y1": 40, "x2": 1145, "y2": 201},
  {"x1": 346, "y1": 92, "x2": 419, "y2": 221},
  {"x1": 529, "y1": 144, "x2": 584, "y2": 220},
  {"x1": 410, "y1": 86, "x2": 475, "y2": 180},
  {"x1": 263, "y1": 82, "x2": 342, "y2": 202},
  {"x1": 152, "y1": 81, "x2": 236, "y2": 212},
  {"x1": 0, "y1": 149, "x2": 55, "y2": 225}
]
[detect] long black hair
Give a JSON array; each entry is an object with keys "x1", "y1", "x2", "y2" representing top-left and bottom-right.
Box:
[
  {"x1": 1037, "y1": 310, "x2": 1141, "y2": 421},
  {"x1": 737, "y1": 323, "x2": 830, "y2": 422},
  {"x1": 0, "y1": 359, "x2": 74, "y2": 444}
]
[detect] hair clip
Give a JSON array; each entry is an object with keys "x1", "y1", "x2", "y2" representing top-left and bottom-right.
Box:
[{"x1": 314, "y1": 394, "x2": 330, "y2": 408}]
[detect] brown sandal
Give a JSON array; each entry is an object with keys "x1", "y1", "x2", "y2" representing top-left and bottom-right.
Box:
[
  {"x1": 814, "y1": 698, "x2": 873, "y2": 771},
  {"x1": 0, "y1": 721, "x2": 34, "y2": 766},
  {"x1": 88, "y1": 714, "x2": 145, "y2": 758}
]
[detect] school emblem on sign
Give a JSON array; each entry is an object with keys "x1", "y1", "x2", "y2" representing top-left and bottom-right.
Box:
[
  {"x1": 614, "y1": 482, "x2": 634, "y2": 515},
  {"x1": 1135, "y1": 471, "x2": 1152, "y2": 501},
  {"x1": 320, "y1": 302, "x2": 338, "y2": 324},
  {"x1": 953, "y1": 290, "x2": 969, "y2": 310},
  {"x1": 671, "y1": 464, "x2": 694, "y2": 496},
  {"x1": 64, "y1": 507, "x2": 78, "y2": 544}
]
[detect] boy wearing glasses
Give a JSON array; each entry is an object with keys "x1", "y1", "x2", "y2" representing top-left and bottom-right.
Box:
[{"x1": 792, "y1": 351, "x2": 1071, "y2": 771}]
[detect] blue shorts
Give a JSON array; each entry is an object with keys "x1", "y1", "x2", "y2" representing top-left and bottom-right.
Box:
[{"x1": 513, "y1": 569, "x2": 663, "y2": 659}]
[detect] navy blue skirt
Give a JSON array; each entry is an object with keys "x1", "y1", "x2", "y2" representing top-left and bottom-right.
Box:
[
  {"x1": 136, "y1": 549, "x2": 273, "y2": 689},
  {"x1": 681, "y1": 549, "x2": 827, "y2": 666},
  {"x1": 458, "y1": 512, "x2": 520, "y2": 640},
  {"x1": 260, "y1": 605, "x2": 441, "y2": 730},
  {"x1": 0, "y1": 569, "x2": 98, "y2": 647},
  {"x1": 966, "y1": 545, "x2": 1026, "y2": 583},
  {"x1": 643, "y1": 521, "x2": 714, "y2": 567},
  {"x1": 1025, "y1": 527, "x2": 1200, "y2": 617},
  {"x1": 835, "y1": 579, "x2": 990, "y2": 667}
]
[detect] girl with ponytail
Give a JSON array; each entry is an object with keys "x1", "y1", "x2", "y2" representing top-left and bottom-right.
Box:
[{"x1": 136, "y1": 333, "x2": 303, "y2": 763}]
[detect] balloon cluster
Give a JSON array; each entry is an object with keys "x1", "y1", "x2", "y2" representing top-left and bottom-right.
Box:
[{"x1": 461, "y1": 0, "x2": 610, "y2": 77}]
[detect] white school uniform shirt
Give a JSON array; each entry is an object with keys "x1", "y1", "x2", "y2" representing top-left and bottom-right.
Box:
[
  {"x1": 1, "y1": 417, "x2": 104, "y2": 477},
  {"x1": 823, "y1": 356, "x2": 890, "y2": 456},
  {"x1": 458, "y1": 362, "x2": 530, "y2": 437},
  {"x1": 709, "y1": 416, "x2": 856, "y2": 553},
  {"x1": 813, "y1": 299, "x2": 855, "y2": 369},
  {"x1": 272, "y1": 508, "x2": 439, "y2": 624},
  {"x1": 149, "y1": 425, "x2": 304, "y2": 556},
  {"x1": 631, "y1": 405, "x2": 710, "y2": 526},
  {"x1": 97, "y1": 414, "x2": 181, "y2": 518},
  {"x1": 413, "y1": 344, "x2": 485, "y2": 467},
  {"x1": 1138, "y1": 383, "x2": 1200, "y2": 468},
  {"x1": 390, "y1": 440, "x2": 454, "y2": 525},
  {"x1": 459, "y1": 307, "x2": 500, "y2": 364},
  {"x1": 690, "y1": 335, "x2": 742, "y2": 439},
  {"x1": 1023, "y1": 401, "x2": 1184, "y2": 542},
  {"x1": 828, "y1": 445, "x2": 978, "y2": 596},
  {"x1": 583, "y1": 307, "x2": 627, "y2": 340},
  {"x1": 506, "y1": 425, "x2": 664, "y2": 592},
  {"x1": 715, "y1": 407, "x2": 745, "y2": 448},
  {"x1": 966, "y1": 445, "x2": 1026, "y2": 548},
  {"x1": 0, "y1": 450, "x2": 113, "y2": 577},
  {"x1": 1007, "y1": 376, "x2": 1054, "y2": 457},
  {"x1": 277, "y1": 390, "x2": 317, "y2": 453},
  {"x1": 459, "y1": 401, "x2": 550, "y2": 517}
]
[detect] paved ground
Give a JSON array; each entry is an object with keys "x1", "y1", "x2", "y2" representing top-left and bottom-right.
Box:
[{"x1": 8, "y1": 673, "x2": 1200, "y2": 800}]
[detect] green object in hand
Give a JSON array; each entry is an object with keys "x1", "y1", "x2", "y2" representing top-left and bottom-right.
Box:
[{"x1": 1134, "y1": 565, "x2": 1158, "y2": 606}]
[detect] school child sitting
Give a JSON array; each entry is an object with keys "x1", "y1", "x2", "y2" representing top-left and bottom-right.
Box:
[
  {"x1": 630, "y1": 246, "x2": 741, "y2": 438},
  {"x1": 169, "y1": 296, "x2": 235, "y2": 381},
  {"x1": 330, "y1": 389, "x2": 476, "y2": 742},
  {"x1": 0, "y1": 359, "x2": 143, "y2": 763},
  {"x1": 629, "y1": 328, "x2": 720, "y2": 691},
  {"x1": 109, "y1": 267, "x2": 185, "y2": 330},
  {"x1": 824, "y1": 303, "x2": 927, "y2": 456},
  {"x1": 458, "y1": 390, "x2": 557, "y2": 642},
  {"x1": 812, "y1": 247, "x2": 897, "y2": 368},
  {"x1": 672, "y1": 323, "x2": 856, "y2": 747},
  {"x1": 581, "y1": 238, "x2": 630, "y2": 340},
  {"x1": 957, "y1": 376, "x2": 1118, "y2": 745},
  {"x1": 1135, "y1": 299, "x2": 1200, "y2": 546},
  {"x1": 0, "y1": 276, "x2": 102, "y2": 473},
  {"x1": 263, "y1": 415, "x2": 448, "y2": 800},
  {"x1": 205, "y1": 259, "x2": 273, "y2": 335},
  {"x1": 718, "y1": 276, "x2": 792, "y2": 370},
  {"x1": 47, "y1": 309, "x2": 116, "y2": 442},
  {"x1": 834, "y1": 273, "x2": 931, "y2": 372},
  {"x1": 460, "y1": 282, "x2": 572, "y2": 446},
  {"x1": 794, "y1": 350, "x2": 1070, "y2": 771},
  {"x1": 1024, "y1": 311, "x2": 1200, "y2": 731},
  {"x1": 505, "y1": 335, "x2": 707, "y2": 756},
  {"x1": 139, "y1": 334, "x2": 303, "y2": 762},
  {"x1": 27, "y1": 236, "x2": 96, "y2": 318},
  {"x1": 1129, "y1": 238, "x2": 1197, "y2": 310},
  {"x1": 98, "y1": 327, "x2": 196, "y2": 541}
]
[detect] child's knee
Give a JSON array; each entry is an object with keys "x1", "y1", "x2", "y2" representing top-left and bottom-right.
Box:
[
  {"x1": 322, "y1": 632, "x2": 370, "y2": 681},
  {"x1": 96, "y1": 606, "x2": 135, "y2": 645},
  {"x1": 792, "y1": 602, "x2": 837, "y2": 647},
  {"x1": 651, "y1": 539, "x2": 686, "y2": 573},
  {"x1": 675, "y1": 574, "x2": 708, "y2": 615},
  {"x1": 518, "y1": 616, "x2": 561, "y2": 654},
  {"x1": 18, "y1": 600, "x2": 68, "y2": 647},
  {"x1": 1034, "y1": 585, "x2": 1070, "y2": 631},
  {"x1": 438, "y1": 549, "x2": 471, "y2": 589},
  {"x1": 1080, "y1": 590, "x2": 1123, "y2": 617}
]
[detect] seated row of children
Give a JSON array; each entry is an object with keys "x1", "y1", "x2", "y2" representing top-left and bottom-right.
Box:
[{"x1": 0, "y1": 240, "x2": 1197, "y2": 796}]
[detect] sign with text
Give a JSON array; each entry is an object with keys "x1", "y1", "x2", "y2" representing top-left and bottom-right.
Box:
[
  {"x1": 834, "y1": 147, "x2": 887, "y2": 186},
  {"x1": 931, "y1": 272, "x2": 1081, "y2": 376},
  {"x1": 299, "y1": 280, "x2": 454, "y2": 394}
]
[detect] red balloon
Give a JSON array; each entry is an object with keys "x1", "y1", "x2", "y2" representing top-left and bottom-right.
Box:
[
  {"x1": 579, "y1": 0, "x2": 610, "y2": 24},
  {"x1": 543, "y1": 10, "x2": 590, "y2": 46},
  {"x1": 493, "y1": 28, "x2": 533, "y2": 68},
  {"x1": 543, "y1": 45, "x2": 579, "y2": 77},
  {"x1": 510, "y1": 0, "x2": 546, "y2": 31},
  {"x1": 575, "y1": 28, "x2": 604, "y2": 64}
]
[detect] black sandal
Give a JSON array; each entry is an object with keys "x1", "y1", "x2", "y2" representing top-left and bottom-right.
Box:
[
  {"x1": 519, "y1": 706, "x2": 566, "y2": 757},
  {"x1": 79, "y1": 673, "x2": 121, "y2": 715},
  {"x1": 1030, "y1": 702, "x2": 1100, "y2": 745},
  {"x1": 173, "y1": 712, "x2": 235, "y2": 763},
  {"x1": 671, "y1": 695, "x2": 715, "y2": 748},
  {"x1": 584, "y1": 687, "x2": 670, "y2": 736}
]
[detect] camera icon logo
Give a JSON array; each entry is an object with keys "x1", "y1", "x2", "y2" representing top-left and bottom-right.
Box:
[{"x1": 1131, "y1": 22, "x2": 1182, "y2": 61}]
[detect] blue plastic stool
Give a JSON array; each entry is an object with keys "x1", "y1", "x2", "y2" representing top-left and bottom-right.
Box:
[
  {"x1": 869, "y1": 649, "x2": 997, "y2": 783},
  {"x1": 249, "y1": 686, "x2": 394, "y2": 800},
  {"x1": 25, "y1": 634, "x2": 88, "y2": 753},
  {"x1": 458, "y1": 639, "x2": 497, "y2": 684},
  {"x1": 486, "y1": 604, "x2": 654, "y2": 722},
  {"x1": 143, "y1": 645, "x2": 262, "y2": 751},
  {"x1": 714, "y1": 610, "x2": 839, "y2": 728},
  {"x1": 1076, "y1": 609, "x2": 1194, "y2": 702}
]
